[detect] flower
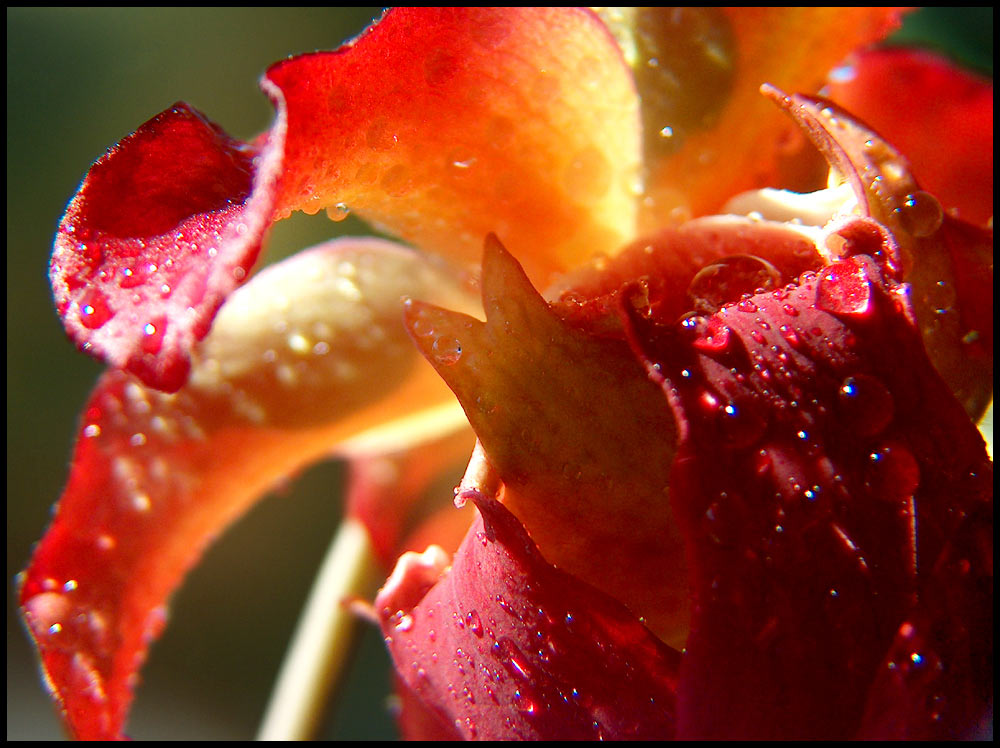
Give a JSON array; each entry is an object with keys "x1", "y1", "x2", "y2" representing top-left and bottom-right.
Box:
[{"x1": 12, "y1": 7, "x2": 992, "y2": 741}]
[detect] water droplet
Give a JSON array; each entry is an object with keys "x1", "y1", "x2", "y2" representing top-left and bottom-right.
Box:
[
  {"x1": 326, "y1": 203, "x2": 351, "y2": 222},
  {"x1": 79, "y1": 289, "x2": 114, "y2": 329},
  {"x1": 431, "y1": 336, "x2": 462, "y2": 366},
  {"x1": 836, "y1": 374, "x2": 894, "y2": 436},
  {"x1": 778, "y1": 324, "x2": 801, "y2": 349},
  {"x1": 687, "y1": 254, "x2": 781, "y2": 314},
  {"x1": 118, "y1": 265, "x2": 146, "y2": 289},
  {"x1": 679, "y1": 314, "x2": 731, "y2": 353},
  {"x1": 497, "y1": 638, "x2": 533, "y2": 681},
  {"x1": 389, "y1": 610, "x2": 414, "y2": 631},
  {"x1": 513, "y1": 687, "x2": 539, "y2": 716},
  {"x1": 141, "y1": 316, "x2": 167, "y2": 354},
  {"x1": 866, "y1": 442, "x2": 920, "y2": 501},
  {"x1": 466, "y1": 610, "x2": 484, "y2": 638},
  {"x1": 816, "y1": 258, "x2": 872, "y2": 316},
  {"x1": 896, "y1": 190, "x2": 943, "y2": 238}
]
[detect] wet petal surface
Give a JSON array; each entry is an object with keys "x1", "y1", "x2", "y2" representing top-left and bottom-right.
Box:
[
  {"x1": 625, "y1": 227, "x2": 992, "y2": 738},
  {"x1": 827, "y1": 47, "x2": 994, "y2": 227},
  {"x1": 266, "y1": 7, "x2": 640, "y2": 284},
  {"x1": 766, "y1": 88, "x2": 993, "y2": 419},
  {"x1": 377, "y1": 491, "x2": 680, "y2": 740},
  {"x1": 50, "y1": 103, "x2": 285, "y2": 392},
  {"x1": 21, "y1": 239, "x2": 479, "y2": 740}
]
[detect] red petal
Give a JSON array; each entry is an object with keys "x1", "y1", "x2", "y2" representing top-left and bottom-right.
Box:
[
  {"x1": 765, "y1": 87, "x2": 994, "y2": 419},
  {"x1": 50, "y1": 103, "x2": 285, "y2": 392},
  {"x1": 21, "y1": 239, "x2": 477, "y2": 740},
  {"x1": 265, "y1": 7, "x2": 641, "y2": 283},
  {"x1": 827, "y1": 47, "x2": 994, "y2": 227},
  {"x1": 376, "y1": 491, "x2": 680, "y2": 740},
  {"x1": 624, "y1": 222, "x2": 992, "y2": 738}
]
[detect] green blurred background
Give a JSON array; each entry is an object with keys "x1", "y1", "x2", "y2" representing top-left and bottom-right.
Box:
[{"x1": 6, "y1": 7, "x2": 992, "y2": 741}]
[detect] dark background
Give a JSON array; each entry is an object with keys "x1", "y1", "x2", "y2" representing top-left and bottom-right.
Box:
[{"x1": 6, "y1": 7, "x2": 992, "y2": 740}]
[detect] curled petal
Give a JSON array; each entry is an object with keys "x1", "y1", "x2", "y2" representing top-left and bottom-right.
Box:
[
  {"x1": 50, "y1": 102, "x2": 285, "y2": 392},
  {"x1": 405, "y1": 236, "x2": 687, "y2": 645},
  {"x1": 827, "y1": 47, "x2": 993, "y2": 226},
  {"x1": 265, "y1": 7, "x2": 640, "y2": 283},
  {"x1": 377, "y1": 491, "x2": 680, "y2": 740},
  {"x1": 625, "y1": 224, "x2": 992, "y2": 738},
  {"x1": 765, "y1": 87, "x2": 993, "y2": 419},
  {"x1": 20, "y1": 239, "x2": 479, "y2": 740}
]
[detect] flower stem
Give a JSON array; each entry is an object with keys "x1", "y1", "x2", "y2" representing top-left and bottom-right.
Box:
[{"x1": 257, "y1": 516, "x2": 380, "y2": 740}]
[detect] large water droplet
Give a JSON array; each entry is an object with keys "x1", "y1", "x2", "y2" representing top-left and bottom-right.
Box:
[
  {"x1": 837, "y1": 374, "x2": 894, "y2": 437},
  {"x1": 326, "y1": 203, "x2": 351, "y2": 222},
  {"x1": 431, "y1": 336, "x2": 462, "y2": 366},
  {"x1": 866, "y1": 442, "x2": 920, "y2": 501},
  {"x1": 687, "y1": 254, "x2": 781, "y2": 314},
  {"x1": 497, "y1": 637, "x2": 533, "y2": 681},
  {"x1": 816, "y1": 258, "x2": 872, "y2": 316},
  {"x1": 466, "y1": 610, "x2": 484, "y2": 638},
  {"x1": 896, "y1": 190, "x2": 943, "y2": 238}
]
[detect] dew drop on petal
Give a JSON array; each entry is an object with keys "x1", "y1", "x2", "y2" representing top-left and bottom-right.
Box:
[
  {"x1": 816, "y1": 259, "x2": 872, "y2": 316},
  {"x1": 326, "y1": 202, "x2": 351, "y2": 222},
  {"x1": 431, "y1": 336, "x2": 463, "y2": 366},
  {"x1": 896, "y1": 190, "x2": 943, "y2": 238},
  {"x1": 837, "y1": 374, "x2": 894, "y2": 436},
  {"x1": 688, "y1": 254, "x2": 781, "y2": 314},
  {"x1": 141, "y1": 316, "x2": 167, "y2": 355},
  {"x1": 79, "y1": 289, "x2": 114, "y2": 329},
  {"x1": 866, "y1": 442, "x2": 920, "y2": 501}
]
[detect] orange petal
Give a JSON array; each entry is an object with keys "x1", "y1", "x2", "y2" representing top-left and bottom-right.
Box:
[
  {"x1": 19, "y1": 238, "x2": 478, "y2": 739},
  {"x1": 632, "y1": 7, "x2": 906, "y2": 226},
  {"x1": 404, "y1": 236, "x2": 687, "y2": 646},
  {"x1": 264, "y1": 7, "x2": 640, "y2": 285}
]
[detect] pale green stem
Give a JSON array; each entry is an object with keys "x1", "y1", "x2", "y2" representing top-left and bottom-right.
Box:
[{"x1": 257, "y1": 516, "x2": 380, "y2": 740}]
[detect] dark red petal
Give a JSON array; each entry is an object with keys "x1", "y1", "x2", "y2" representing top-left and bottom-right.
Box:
[
  {"x1": 624, "y1": 224, "x2": 992, "y2": 738},
  {"x1": 827, "y1": 47, "x2": 994, "y2": 227},
  {"x1": 377, "y1": 491, "x2": 680, "y2": 740},
  {"x1": 858, "y1": 503, "x2": 993, "y2": 739},
  {"x1": 765, "y1": 87, "x2": 994, "y2": 419},
  {"x1": 49, "y1": 102, "x2": 284, "y2": 392},
  {"x1": 551, "y1": 214, "x2": 823, "y2": 328}
]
